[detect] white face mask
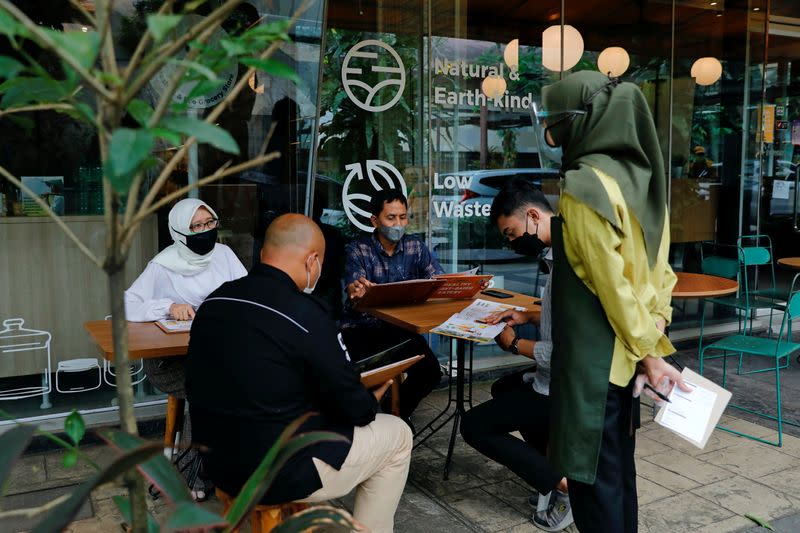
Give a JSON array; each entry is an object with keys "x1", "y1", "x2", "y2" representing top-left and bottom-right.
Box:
[{"x1": 304, "y1": 257, "x2": 322, "y2": 294}]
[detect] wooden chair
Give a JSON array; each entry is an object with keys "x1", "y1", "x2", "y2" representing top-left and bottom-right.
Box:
[{"x1": 216, "y1": 488, "x2": 309, "y2": 533}]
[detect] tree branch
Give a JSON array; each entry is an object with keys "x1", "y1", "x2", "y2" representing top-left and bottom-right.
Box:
[
  {"x1": 122, "y1": 0, "x2": 243, "y2": 107},
  {"x1": 0, "y1": 166, "x2": 103, "y2": 268},
  {"x1": 97, "y1": 0, "x2": 120, "y2": 84},
  {"x1": 0, "y1": 103, "x2": 74, "y2": 117},
  {"x1": 121, "y1": 0, "x2": 173, "y2": 88},
  {"x1": 0, "y1": 0, "x2": 115, "y2": 102},
  {"x1": 0, "y1": 494, "x2": 69, "y2": 519},
  {"x1": 68, "y1": 0, "x2": 96, "y2": 27},
  {"x1": 122, "y1": 151, "x2": 280, "y2": 248}
]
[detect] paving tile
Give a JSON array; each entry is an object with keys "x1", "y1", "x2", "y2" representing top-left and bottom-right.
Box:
[
  {"x1": 635, "y1": 458, "x2": 700, "y2": 492},
  {"x1": 634, "y1": 434, "x2": 672, "y2": 457},
  {"x1": 690, "y1": 515, "x2": 756, "y2": 533},
  {"x1": 718, "y1": 414, "x2": 776, "y2": 439},
  {"x1": 741, "y1": 512, "x2": 800, "y2": 533},
  {"x1": 638, "y1": 492, "x2": 733, "y2": 531},
  {"x1": 1, "y1": 484, "x2": 92, "y2": 533},
  {"x1": 408, "y1": 451, "x2": 485, "y2": 497},
  {"x1": 641, "y1": 449, "x2": 735, "y2": 485},
  {"x1": 768, "y1": 432, "x2": 800, "y2": 459},
  {"x1": 450, "y1": 449, "x2": 517, "y2": 484},
  {"x1": 44, "y1": 447, "x2": 103, "y2": 484},
  {"x1": 4, "y1": 454, "x2": 48, "y2": 495},
  {"x1": 697, "y1": 441, "x2": 800, "y2": 479},
  {"x1": 636, "y1": 475, "x2": 674, "y2": 506},
  {"x1": 755, "y1": 465, "x2": 800, "y2": 495},
  {"x1": 499, "y1": 523, "x2": 579, "y2": 533},
  {"x1": 658, "y1": 425, "x2": 749, "y2": 457},
  {"x1": 440, "y1": 487, "x2": 528, "y2": 532},
  {"x1": 482, "y1": 479, "x2": 533, "y2": 517},
  {"x1": 691, "y1": 475, "x2": 800, "y2": 521}
]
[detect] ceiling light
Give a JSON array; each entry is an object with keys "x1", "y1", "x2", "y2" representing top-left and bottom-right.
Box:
[
  {"x1": 481, "y1": 75, "x2": 507, "y2": 99},
  {"x1": 597, "y1": 47, "x2": 630, "y2": 77},
  {"x1": 691, "y1": 57, "x2": 723, "y2": 85},
  {"x1": 542, "y1": 25, "x2": 584, "y2": 72},
  {"x1": 504, "y1": 39, "x2": 519, "y2": 72}
]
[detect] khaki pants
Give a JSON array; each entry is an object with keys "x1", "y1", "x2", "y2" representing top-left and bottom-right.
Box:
[{"x1": 302, "y1": 414, "x2": 412, "y2": 533}]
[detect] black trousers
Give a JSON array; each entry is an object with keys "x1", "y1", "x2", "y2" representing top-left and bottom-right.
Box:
[
  {"x1": 568, "y1": 383, "x2": 639, "y2": 533},
  {"x1": 340, "y1": 323, "x2": 442, "y2": 419},
  {"x1": 460, "y1": 370, "x2": 562, "y2": 494}
]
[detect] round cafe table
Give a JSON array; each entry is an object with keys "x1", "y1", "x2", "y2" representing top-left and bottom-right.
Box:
[
  {"x1": 777, "y1": 257, "x2": 800, "y2": 270},
  {"x1": 672, "y1": 272, "x2": 739, "y2": 299}
]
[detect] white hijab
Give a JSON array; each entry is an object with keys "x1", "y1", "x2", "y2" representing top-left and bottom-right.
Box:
[{"x1": 151, "y1": 198, "x2": 219, "y2": 276}]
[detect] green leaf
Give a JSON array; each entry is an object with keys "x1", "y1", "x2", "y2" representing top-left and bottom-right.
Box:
[
  {"x1": 0, "y1": 57, "x2": 25, "y2": 79},
  {"x1": 220, "y1": 39, "x2": 248, "y2": 56},
  {"x1": 106, "y1": 128, "x2": 155, "y2": 193},
  {"x1": 0, "y1": 425, "x2": 35, "y2": 495},
  {"x1": 164, "y1": 501, "x2": 228, "y2": 530},
  {"x1": 146, "y1": 14, "x2": 183, "y2": 43},
  {"x1": 240, "y1": 58, "x2": 301, "y2": 85},
  {"x1": 272, "y1": 505, "x2": 362, "y2": 533},
  {"x1": 151, "y1": 127, "x2": 182, "y2": 146},
  {"x1": 127, "y1": 99, "x2": 154, "y2": 127},
  {"x1": 166, "y1": 58, "x2": 219, "y2": 81},
  {"x1": 0, "y1": 77, "x2": 68, "y2": 108},
  {"x1": 112, "y1": 495, "x2": 159, "y2": 533},
  {"x1": 744, "y1": 514, "x2": 775, "y2": 531},
  {"x1": 224, "y1": 413, "x2": 349, "y2": 532},
  {"x1": 0, "y1": 10, "x2": 27, "y2": 41},
  {"x1": 64, "y1": 410, "x2": 85, "y2": 446},
  {"x1": 62, "y1": 449, "x2": 79, "y2": 469},
  {"x1": 32, "y1": 441, "x2": 162, "y2": 533},
  {"x1": 159, "y1": 116, "x2": 239, "y2": 155},
  {"x1": 44, "y1": 29, "x2": 100, "y2": 70},
  {"x1": 100, "y1": 430, "x2": 193, "y2": 504}
]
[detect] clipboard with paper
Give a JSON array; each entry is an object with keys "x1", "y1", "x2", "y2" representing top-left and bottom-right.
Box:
[{"x1": 654, "y1": 368, "x2": 732, "y2": 449}]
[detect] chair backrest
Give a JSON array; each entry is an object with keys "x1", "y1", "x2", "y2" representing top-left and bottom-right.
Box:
[
  {"x1": 738, "y1": 235, "x2": 776, "y2": 292},
  {"x1": 740, "y1": 246, "x2": 771, "y2": 266},
  {"x1": 701, "y1": 255, "x2": 739, "y2": 279},
  {"x1": 788, "y1": 291, "x2": 800, "y2": 321}
]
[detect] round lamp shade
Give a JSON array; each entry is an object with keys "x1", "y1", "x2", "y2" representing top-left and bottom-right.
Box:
[
  {"x1": 481, "y1": 75, "x2": 507, "y2": 99},
  {"x1": 597, "y1": 47, "x2": 630, "y2": 77},
  {"x1": 542, "y1": 25, "x2": 584, "y2": 72},
  {"x1": 504, "y1": 39, "x2": 519, "y2": 71},
  {"x1": 691, "y1": 57, "x2": 723, "y2": 86}
]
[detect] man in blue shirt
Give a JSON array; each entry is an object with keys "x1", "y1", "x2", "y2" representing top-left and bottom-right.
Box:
[{"x1": 340, "y1": 189, "x2": 443, "y2": 425}]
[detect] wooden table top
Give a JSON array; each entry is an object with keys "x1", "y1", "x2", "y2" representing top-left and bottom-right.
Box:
[
  {"x1": 778, "y1": 257, "x2": 800, "y2": 270},
  {"x1": 85, "y1": 321, "x2": 189, "y2": 361},
  {"x1": 362, "y1": 290, "x2": 538, "y2": 334},
  {"x1": 672, "y1": 272, "x2": 739, "y2": 299}
]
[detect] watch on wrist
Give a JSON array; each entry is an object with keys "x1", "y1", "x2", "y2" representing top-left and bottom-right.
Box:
[{"x1": 509, "y1": 336, "x2": 520, "y2": 355}]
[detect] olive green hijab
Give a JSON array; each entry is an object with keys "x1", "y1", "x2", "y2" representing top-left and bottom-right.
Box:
[{"x1": 542, "y1": 70, "x2": 667, "y2": 268}]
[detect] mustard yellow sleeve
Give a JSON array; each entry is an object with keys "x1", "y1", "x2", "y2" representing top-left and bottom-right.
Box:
[
  {"x1": 560, "y1": 194, "x2": 666, "y2": 362},
  {"x1": 650, "y1": 213, "x2": 677, "y2": 326}
]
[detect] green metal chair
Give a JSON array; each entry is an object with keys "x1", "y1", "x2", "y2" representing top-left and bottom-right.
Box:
[
  {"x1": 699, "y1": 274, "x2": 800, "y2": 447},
  {"x1": 698, "y1": 240, "x2": 789, "y2": 375}
]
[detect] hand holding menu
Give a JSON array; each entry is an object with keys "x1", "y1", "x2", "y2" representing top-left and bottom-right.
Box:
[
  {"x1": 654, "y1": 368, "x2": 731, "y2": 449},
  {"x1": 431, "y1": 299, "x2": 526, "y2": 343}
]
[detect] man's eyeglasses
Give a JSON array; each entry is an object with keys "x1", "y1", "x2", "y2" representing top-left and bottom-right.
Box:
[{"x1": 188, "y1": 219, "x2": 220, "y2": 233}]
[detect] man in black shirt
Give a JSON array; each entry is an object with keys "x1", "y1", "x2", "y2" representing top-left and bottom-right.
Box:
[{"x1": 186, "y1": 214, "x2": 412, "y2": 533}]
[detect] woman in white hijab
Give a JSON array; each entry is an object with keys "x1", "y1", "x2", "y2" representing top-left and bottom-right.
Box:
[{"x1": 125, "y1": 198, "x2": 246, "y2": 500}]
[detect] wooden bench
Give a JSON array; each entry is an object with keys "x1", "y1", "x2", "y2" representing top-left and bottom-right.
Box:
[{"x1": 215, "y1": 488, "x2": 309, "y2": 533}]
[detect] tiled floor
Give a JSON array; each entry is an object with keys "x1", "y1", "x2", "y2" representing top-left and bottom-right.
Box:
[{"x1": 4, "y1": 378, "x2": 800, "y2": 532}]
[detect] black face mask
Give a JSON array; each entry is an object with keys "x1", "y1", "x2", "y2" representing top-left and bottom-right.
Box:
[
  {"x1": 176, "y1": 227, "x2": 218, "y2": 256},
  {"x1": 510, "y1": 216, "x2": 546, "y2": 257}
]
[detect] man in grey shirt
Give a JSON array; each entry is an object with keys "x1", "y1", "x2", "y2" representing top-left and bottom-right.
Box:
[{"x1": 460, "y1": 180, "x2": 572, "y2": 532}]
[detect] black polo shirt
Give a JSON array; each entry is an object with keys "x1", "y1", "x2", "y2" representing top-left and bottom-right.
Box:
[{"x1": 186, "y1": 263, "x2": 378, "y2": 503}]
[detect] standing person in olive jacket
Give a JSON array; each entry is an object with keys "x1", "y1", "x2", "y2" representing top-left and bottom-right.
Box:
[{"x1": 538, "y1": 71, "x2": 689, "y2": 532}]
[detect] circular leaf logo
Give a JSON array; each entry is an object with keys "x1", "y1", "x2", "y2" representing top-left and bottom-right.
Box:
[
  {"x1": 341, "y1": 40, "x2": 406, "y2": 113},
  {"x1": 342, "y1": 160, "x2": 408, "y2": 232}
]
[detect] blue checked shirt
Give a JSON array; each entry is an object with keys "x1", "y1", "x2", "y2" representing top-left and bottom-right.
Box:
[{"x1": 342, "y1": 233, "x2": 444, "y2": 327}]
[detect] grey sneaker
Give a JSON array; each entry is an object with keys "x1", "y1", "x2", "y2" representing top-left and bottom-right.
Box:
[
  {"x1": 532, "y1": 490, "x2": 574, "y2": 532},
  {"x1": 528, "y1": 490, "x2": 549, "y2": 513}
]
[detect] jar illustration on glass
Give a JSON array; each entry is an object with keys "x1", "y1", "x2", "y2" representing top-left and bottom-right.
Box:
[{"x1": 0, "y1": 318, "x2": 52, "y2": 402}]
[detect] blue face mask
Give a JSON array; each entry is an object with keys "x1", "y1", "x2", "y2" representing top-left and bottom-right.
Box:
[{"x1": 379, "y1": 224, "x2": 406, "y2": 243}]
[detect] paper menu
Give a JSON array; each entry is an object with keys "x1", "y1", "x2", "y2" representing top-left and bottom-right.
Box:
[
  {"x1": 654, "y1": 368, "x2": 731, "y2": 449},
  {"x1": 431, "y1": 299, "x2": 525, "y2": 343},
  {"x1": 156, "y1": 319, "x2": 192, "y2": 333}
]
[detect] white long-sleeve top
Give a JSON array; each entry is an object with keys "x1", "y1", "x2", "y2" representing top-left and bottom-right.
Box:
[{"x1": 125, "y1": 243, "x2": 248, "y2": 322}]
